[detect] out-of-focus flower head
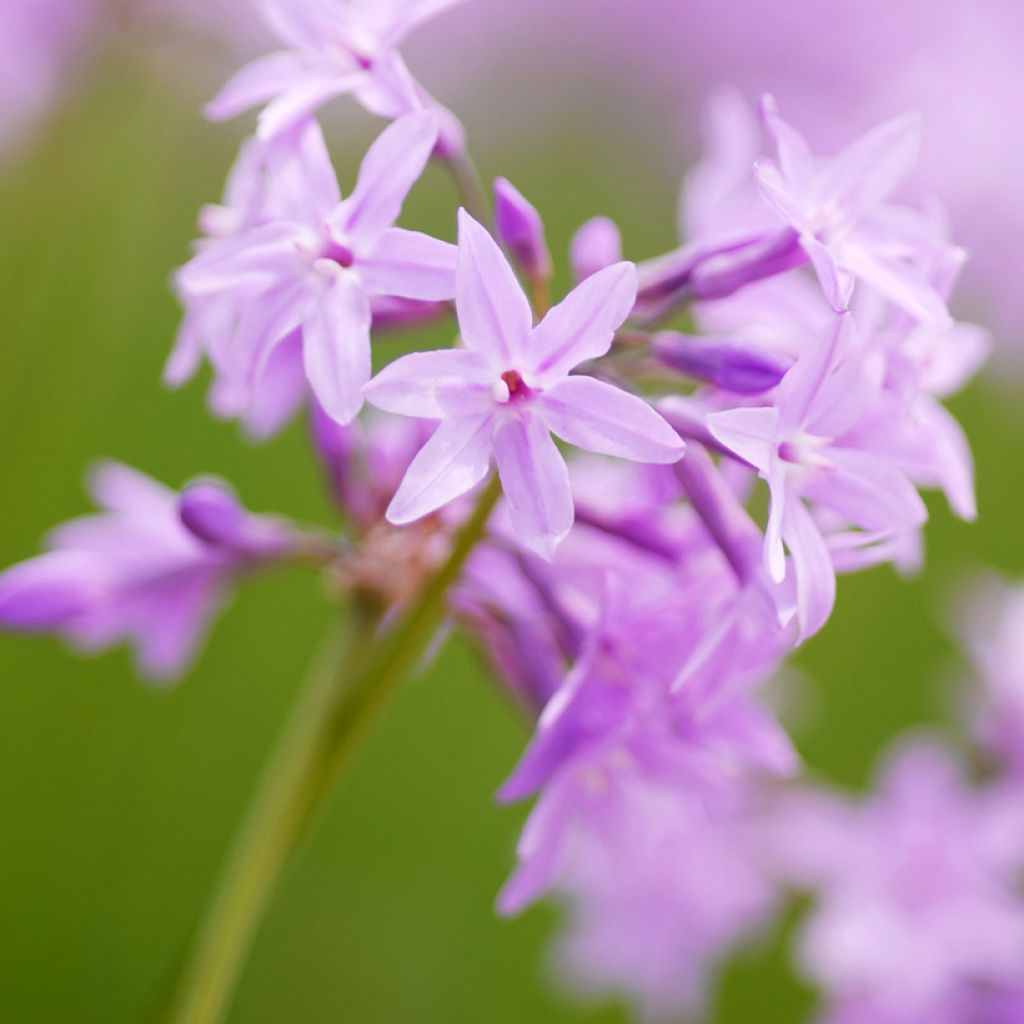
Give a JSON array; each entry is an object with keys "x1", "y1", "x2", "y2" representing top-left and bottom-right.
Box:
[
  {"x1": 0, "y1": 462, "x2": 297, "y2": 681},
  {"x1": 772, "y1": 738, "x2": 1024, "y2": 1022}
]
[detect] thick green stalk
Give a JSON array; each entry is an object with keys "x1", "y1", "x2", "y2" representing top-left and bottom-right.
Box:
[{"x1": 162, "y1": 476, "x2": 501, "y2": 1024}]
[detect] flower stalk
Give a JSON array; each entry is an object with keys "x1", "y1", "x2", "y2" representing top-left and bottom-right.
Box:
[{"x1": 162, "y1": 475, "x2": 502, "y2": 1024}]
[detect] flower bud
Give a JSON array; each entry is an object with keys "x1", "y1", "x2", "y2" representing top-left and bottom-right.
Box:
[{"x1": 494, "y1": 177, "x2": 552, "y2": 284}]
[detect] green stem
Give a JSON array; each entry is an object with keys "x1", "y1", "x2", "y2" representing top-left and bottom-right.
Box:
[
  {"x1": 161, "y1": 476, "x2": 502, "y2": 1024},
  {"x1": 443, "y1": 148, "x2": 491, "y2": 226}
]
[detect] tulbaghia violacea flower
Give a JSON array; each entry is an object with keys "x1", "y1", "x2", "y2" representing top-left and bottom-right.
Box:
[
  {"x1": 175, "y1": 112, "x2": 456, "y2": 431},
  {"x1": 708, "y1": 312, "x2": 927, "y2": 637},
  {"x1": 364, "y1": 210, "x2": 684, "y2": 559},
  {"x1": 771, "y1": 738, "x2": 1024, "y2": 1022},
  {"x1": 0, "y1": 463, "x2": 295, "y2": 681},
  {"x1": 495, "y1": 577, "x2": 795, "y2": 1015},
  {"x1": 755, "y1": 94, "x2": 957, "y2": 324},
  {"x1": 205, "y1": 0, "x2": 466, "y2": 144}
]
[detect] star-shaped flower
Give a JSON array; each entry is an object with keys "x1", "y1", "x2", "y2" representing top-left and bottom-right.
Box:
[
  {"x1": 755, "y1": 94, "x2": 955, "y2": 325},
  {"x1": 206, "y1": 0, "x2": 466, "y2": 141},
  {"x1": 364, "y1": 211, "x2": 685, "y2": 558},
  {"x1": 176, "y1": 112, "x2": 456, "y2": 430}
]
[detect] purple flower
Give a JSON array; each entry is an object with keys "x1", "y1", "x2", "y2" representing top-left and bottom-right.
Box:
[
  {"x1": 0, "y1": 463, "x2": 296, "y2": 681},
  {"x1": 495, "y1": 576, "x2": 795, "y2": 1015},
  {"x1": 364, "y1": 210, "x2": 684, "y2": 559},
  {"x1": 205, "y1": 0, "x2": 467, "y2": 143},
  {"x1": 175, "y1": 112, "x2": 456, "y2": 431},
  {"x1": 755, "y1": 94, "x2": 955, "y2": 324},
  {"x1": 772, "y1": 738, "x2": 1024, "y2": 1021},
  {"x1": 708, "y1": 312, "x2": 927, "y2": 638}
]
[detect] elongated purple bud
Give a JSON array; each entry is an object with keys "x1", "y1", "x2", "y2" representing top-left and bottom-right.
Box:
[
  {"x1": 570, "y1": 216, "x2": 622, "y2": 281},
  {"x1": 494, "y1": 178, "x2": 552, "y2": 283},
  {"x1": 179, "y1": 481, "x2": 291, "y2": 559},
  {"x1": 653, "y1": 332, "x2": 790, "y2": 393},
  {"x1": 636, "y1": 228, "x2": 806, "y2": 316}
]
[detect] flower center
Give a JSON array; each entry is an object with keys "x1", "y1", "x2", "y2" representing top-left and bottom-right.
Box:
[
  {"x1": 500, "y1": 369, "x2": 532, "y2": 402},
  {"x1": 321, "y1": 239, "x2": 355, "y2": 268},
  {"x1": 779, "y1": 432, "x2": 834, "y2": 469}
]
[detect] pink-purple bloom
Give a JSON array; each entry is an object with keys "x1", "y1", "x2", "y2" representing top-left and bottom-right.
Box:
[
  {"x1": 172, "y1": 111, "x2": 455, "y2": 432},
  {"x1": 205, "y1": 0, "x2": 466, "y2": 147},
  {"x1": 364, "y1": 209, "x2": 684, "y2": 559},
  {"x1": 0, "y1": 463, "x2": 295, "y2": 681}
]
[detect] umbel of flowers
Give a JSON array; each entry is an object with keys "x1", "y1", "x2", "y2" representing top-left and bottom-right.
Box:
[{"x1": 0, "y1": 2, "x2": 1014, "y2": 1022}]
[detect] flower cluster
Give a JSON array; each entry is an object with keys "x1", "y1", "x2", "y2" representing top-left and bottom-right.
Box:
[{"x1": 0, "y1": 2, "x2": 1005, "y2": 1019}]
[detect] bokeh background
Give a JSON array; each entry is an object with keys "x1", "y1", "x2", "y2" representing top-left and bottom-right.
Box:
[{"x1": 1, "y1": 5, "x2": 1022, "y2": 1022}]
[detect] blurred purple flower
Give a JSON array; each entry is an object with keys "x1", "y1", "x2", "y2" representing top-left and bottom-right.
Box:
[
  {"x1": 0, "y1": 462, "x2": 295, "y2": 681},
  {"x1": 773, "y1": 738, "x2": 1024, "y2": 1021},
  {"x1": 205, "y1": 0, "x2": 467, "y2": 145}
]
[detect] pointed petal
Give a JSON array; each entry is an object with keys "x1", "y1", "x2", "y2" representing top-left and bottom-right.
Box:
[
  {"x1": 765, "y1": 460, "x2": 788, "y2": 583},
  {"x1": 455, "y1": 209, "x2": 532, "y2": 366},
  {"x1": 176, "y1": 222, "x2": 302, "y2": 296},
  {"x1": 537, "y1": 376, "x2": 683, "y2": 463},
  {"x1": 840, "y1": 239, "x2": 950, "y2": 325},
  {"x1": 302, "y1": 274, "x2": 372, "y2": 424},
  {"x1": 363, "y1": 348, "x2": 493, "y2": 419},
  {"x1": 244, "y1": 329, "x2": 308, "y2": 439},
  {"x1": 760, "y1": 94, "x2": 815, "y2": 192},
  {"x1": 377, "y1": 0, "x2": 469, "y2": 46},
  {"x1": 359, "y1": 227, "x2": 457, "y2": 300},
  {"x1": 335, "y1": 112, "x2": 438, "y2": 243},
  {"x1": 257, "y1": 74, "x2": 360, "y2": 141},
  {"x1": 819, "y1": 112, "x2": 922, "y2": 213},
  {"x1": 492, "y1": 416, "x2": 573, "y2": 560},
  {"x1": 258, "y1": 0, "x2": 341, "y2": 50},
  {"x1": 783, "y1": 499, "x2": 835, "y2": 639},
  {"x1": 753, "y1": 158, "x2": 809, "y2": 229},
  {"x1": 0, "y1": 552, "x2": 101, "y2": 630},
  {"x1": 204, "y1": 51, "x2": 312, "y2": 121},
  {"x1": 706, "y1": 406, "x2": 779, "y2": 472},
  {"x1": 776, "y1": 313, "x2": 850, "y2": 434},
  {"x1": 386, "y1": 416, "x2": 493, "y2": 524},
  {"x1": 803, "y1": 235, "x2": 854, "y2": 313},
  {"x1": 529, "y1": 262, "x2": 637, "y2": 383}
]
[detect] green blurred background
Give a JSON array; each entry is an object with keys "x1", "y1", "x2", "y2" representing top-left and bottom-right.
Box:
[{"x1": 0, "y1": 53, "x2": 1021, "y2": 1024}]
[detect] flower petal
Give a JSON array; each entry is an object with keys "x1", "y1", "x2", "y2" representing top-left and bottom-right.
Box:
[
  {"x1": 302, "y1": 273, "x2": 372, "y2": 424},
  {"x1": 760, "y1": 94, "x2": 815, "y2": 194},
  {"x1": 819, "y1": 112, "x2": 921, "y2": 214},
  {"x1": 454, "y1": 209, "x2": 532, "y2": 366},
  {"x1": 257, "y1": 73, "x2": 361, "y2": 141},
  {"x1": 492, "y1": 415, "x2": 573, "y2": 560},
  {"x1": 782, "y1": 498, "x2": 835, "y2": 640},
  {"x1": 776, "y1": 312, "x2": 850, "y2": 434},
  {"x1": 537, "y1": 376, "x2": 683, "y2": 463},
  {"x1": 363, "y1": 348, "x2": 493, "y2": 419},
  {"x1": 386, "y1": 416, "x2": 494, "y2": 524},
  {"x1": 529, "y1": 262, "x2": 637, "y2": 383},
  {"x1": 335, "y1": 112, "x2": 438, "y2": 243},
  {"x1": 204, "y1": 51, "x2": 312, "y2": 121},
  {"x1": 840, "y1": 238, "x2": 950, "y2": 325},
  {"x1": 706, "y1": 406, "x2": 779, "y2": 473},
  {"x1": 359, "y1": 227, "x2": 457, "y2": 300}
]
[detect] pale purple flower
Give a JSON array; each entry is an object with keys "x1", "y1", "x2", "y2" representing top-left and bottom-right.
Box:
[
  {"x1": 708, "y1": 313, "x2": 927, "y2": 637},
  {"x1": 205, "y1": 0, "x2": 467, "y2": 143},
  {"x1": 0, "y1": 463, "x2": 295, "y2": 681},
  {"x1": 773, "y1": 738, "x2": 1024, "y2": 1021},
  {"x1": 175, "y1": 112, "x2": 456, "y2": 431},
  {"x1": 363, "y1": 210, "x2": 684, "y2": 559},
  {"x1": 755, "y1": 94, "x2": 955, "y2": 324},
  {"x1": 496, "y1": 576, "x2": 795, "y2": 1016}
]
